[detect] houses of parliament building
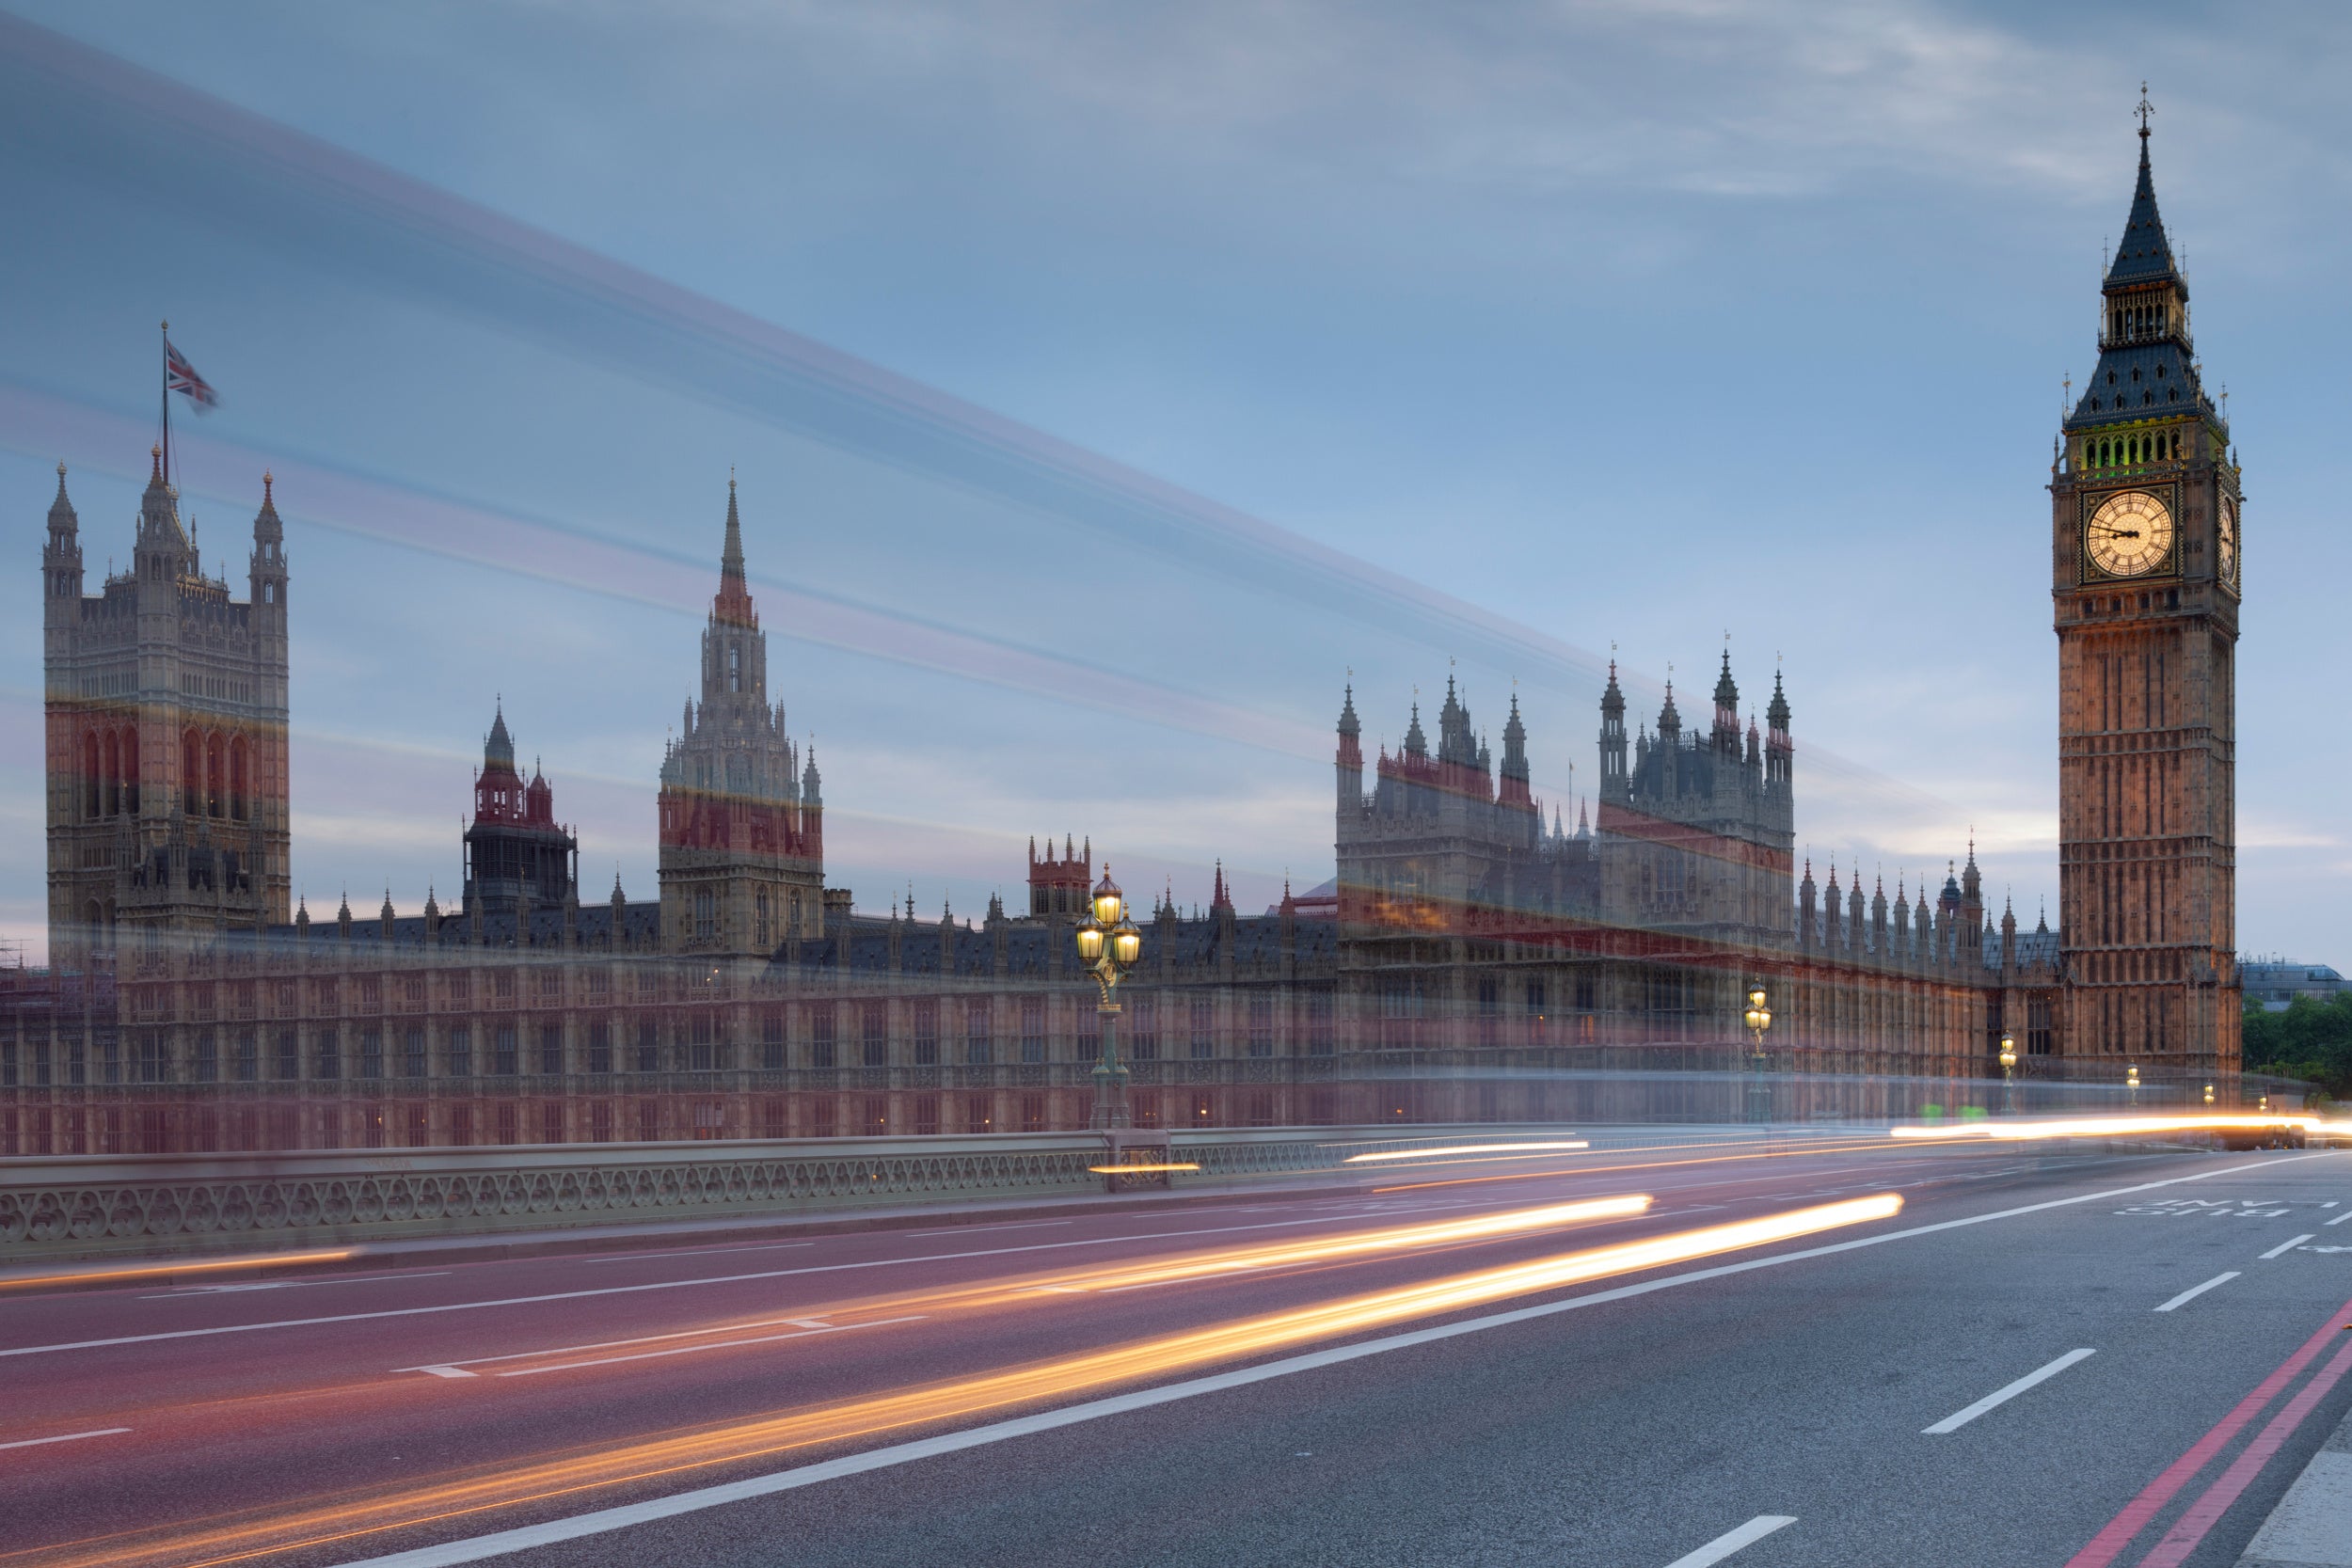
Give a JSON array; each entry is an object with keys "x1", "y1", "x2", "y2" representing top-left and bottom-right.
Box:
[{"x1": 0, "y1": 126, "x2": 2241, "y2": 1154}]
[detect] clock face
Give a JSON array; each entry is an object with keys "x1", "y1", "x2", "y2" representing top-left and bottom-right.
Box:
[
  {"x1": 2085, "y1": 490, "x2": 2175, "y2": 578},
  {"x1": 2217, "y1": 495, "x2": 2239, "y2": 588}
]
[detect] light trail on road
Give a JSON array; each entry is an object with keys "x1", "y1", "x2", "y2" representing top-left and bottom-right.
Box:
[
  {"x1": 0, "y1": 1250, "x2": 357, "y2": 1292},
  {"x1": 0, "y1": 1190, "x2": 1663, "y2": 1440},
  {"x1": 1891, "y1": 1115, "x2": 2330, "y2": 1142},
  {"x1": 1368, "y1": 1135, "x2": 1939, "y2": 1193},
  {"x1": 9, "y1": 1194, "x2": 1902, "y2": 1568},
  {"x1": 1343, "y1": 1142, "x2": 1591, "y2": 1164}
]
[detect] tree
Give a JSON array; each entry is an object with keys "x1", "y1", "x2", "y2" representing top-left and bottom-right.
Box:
[{"x1": 2243, "y1": 993, "x2": 2352, "y2": 1096}]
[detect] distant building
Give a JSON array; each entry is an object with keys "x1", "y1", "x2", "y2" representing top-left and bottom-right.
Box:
[
  {"x1": 2239, "y1": 961, "x2": 2344, "y2": 1012},
  {"x1": 5, "y1": 122, "x2": 2257, "y2": 1154}
]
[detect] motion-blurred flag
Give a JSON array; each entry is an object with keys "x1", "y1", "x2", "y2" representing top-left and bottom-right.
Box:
[{"x1": 166, "y1": 340, "x2": 217, "y2": 410}]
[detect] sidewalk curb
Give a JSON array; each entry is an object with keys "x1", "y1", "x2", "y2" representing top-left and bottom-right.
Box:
[{"x1": 2236, "y1": 1374, "x2": 2352, "y2": 1566}]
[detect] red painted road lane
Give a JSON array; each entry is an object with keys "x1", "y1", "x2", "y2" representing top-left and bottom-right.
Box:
[
  {"x1": 0, "y1": 1142, "x2": 2060, "y2": 1567},
  {"x1": 2066, "y1": 1285, "x2": 2352, "y2": 1568}
]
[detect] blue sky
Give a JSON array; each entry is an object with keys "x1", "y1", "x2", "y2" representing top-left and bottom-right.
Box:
[{"x1": 3, "y1": 2, "x2": 2348, "y2": 966}]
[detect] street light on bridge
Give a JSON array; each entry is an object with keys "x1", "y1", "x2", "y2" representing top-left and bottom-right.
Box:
[
  {"x1": 1742, "y1": 985, "x2": 1772, "y2": 1126},
  {"x1": 1074, "y1": 866, "x2": 1143, "y2": 1131},
  {"x1": 1998, "y1": 1032, "x2": 2017, "y2": 1116}
]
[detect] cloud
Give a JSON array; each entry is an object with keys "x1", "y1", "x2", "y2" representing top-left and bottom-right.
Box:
[{"x1": 646, "y1": 0, "x2": 2096, "y2": 204}]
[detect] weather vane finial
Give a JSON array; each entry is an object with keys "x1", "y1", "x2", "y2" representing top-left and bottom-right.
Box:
[{"x1": 2137, "y1": 82, "x2": 2153, "y2": 140}]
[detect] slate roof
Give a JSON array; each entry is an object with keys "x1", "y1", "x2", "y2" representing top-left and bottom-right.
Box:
[
  {"x1": 2105, "y1": 138, "x2": 2175, "y2": 288},
  {"x1": 258, "y1": 898, "x2": 663, "y2": 952},
  {"x1": 2067, "y1": 340, "x2": 2203, "y2": 430}
]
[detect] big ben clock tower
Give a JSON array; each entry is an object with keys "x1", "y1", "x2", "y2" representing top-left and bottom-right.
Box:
[{"x1": 2053, "y1": 102, "x2": 2240, "y2": 1079}]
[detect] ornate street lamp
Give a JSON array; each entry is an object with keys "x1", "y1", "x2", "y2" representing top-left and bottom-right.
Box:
[
  {"x1": 2203, "y1": 1083, "x2": 2216, "y2": 1107},
  {"x1": 1742, "y1": 985, "x2": 1772, "y2": 1125},
  {"x1": 1074, "y1": 865, "x2": 1143, "y2": 1130},
  {"x1": 2126, "y1": 1063, "x2": 2140, "y2": 1112},
  {"x1": 1998, "y1": 1031, "x2": 2017, "y2": 1116}
]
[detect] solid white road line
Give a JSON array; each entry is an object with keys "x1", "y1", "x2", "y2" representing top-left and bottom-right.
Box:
[
  {"x1": 2261, "y1": 1233, "x2": 2316, "y2": 1259},
  {"x1": 142, "y1": 1271, "x2": 453, "y2": 1298},
  {"x1": 578, "y1": 1243, "x2": 813, "y2": 1265},
  {"x1": 318, "y1": 1160, "x2": 2324, "y2": 1568},
  {"x1": 0, "y1": 1426, "x2": 131, "y2": 1451},
  {"x1": 1921, "y1": 1349, "x2": 2096, "y2": 1434},
  {"x1": 499, "y1": 1315, "x2": 925, "y2": 1377},
  {"x1": 1662, "y1": 1515, "x2": 1798, "y2": 1568},
  {"x1": 2153, "y1": 1272, "x2": 2240, "y2": 1312},
  {"x1": 903, "y1": 1220, "x2": 1074, "y2": 1238},
  {"x1": 0, "y1": 1211, "x2": 1449, "y2": 1359},
  {"x1": 397, "y1": 1315, "x2": 863, "y2": 1374}
]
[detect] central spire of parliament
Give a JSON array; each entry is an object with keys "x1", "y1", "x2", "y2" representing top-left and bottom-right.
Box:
[{"x1": 657, "y1": 475, "x2": 822, "y2": 957}]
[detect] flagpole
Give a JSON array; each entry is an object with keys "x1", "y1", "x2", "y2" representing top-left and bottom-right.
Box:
[{"x1": 159, "y1": 318, "x2": 171, "y2": 487}]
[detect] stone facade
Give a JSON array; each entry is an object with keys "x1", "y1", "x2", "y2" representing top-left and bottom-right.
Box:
[
  {"x1": 2050, "y1": 123, "x2": 2243, "y2": 1075},
  {"x1": 41, "y1": 452, "x2": 291, "y2": 970},
  {"x1": 1, "y1": 131, "x2": 2246, "y2": 1156}
]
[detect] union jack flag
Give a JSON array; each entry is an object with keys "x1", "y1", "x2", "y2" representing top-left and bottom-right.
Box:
[{"x1": 165, "y1": 340, "x2": 217, "y2": 410}]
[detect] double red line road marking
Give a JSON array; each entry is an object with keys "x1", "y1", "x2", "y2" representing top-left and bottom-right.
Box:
[{"x1": 2067, "y1": 1289, "x2": 2352, "y2": 1567}]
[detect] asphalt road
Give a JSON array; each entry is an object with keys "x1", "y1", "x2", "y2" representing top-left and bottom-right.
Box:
[{"x1": 3, "y1": 1132, "x2": 2348, "y2": 1568}]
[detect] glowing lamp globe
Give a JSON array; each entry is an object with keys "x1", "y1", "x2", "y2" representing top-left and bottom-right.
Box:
[
  {"x1": 1091, "y1": 870, "x2": 1125, "y2": 928},
  {"x1": 1074, "y1": 918, "x2": 1105, "y2": 963},
  {"x1": 1111, "y1": 919, "x2": 1142, "y2": 967}
]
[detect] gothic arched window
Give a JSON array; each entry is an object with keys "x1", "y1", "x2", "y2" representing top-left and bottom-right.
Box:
[
  {"x1": 183, "y1": 729, "x2": 202, "y2": 816},
  {"x1": 230, "y1": 736, "x2": 249, "y2": 821}
]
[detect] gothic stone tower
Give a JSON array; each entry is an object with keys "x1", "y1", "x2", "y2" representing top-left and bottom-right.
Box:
[
  {"x1": 2052, "y1": 116, "x2": 2240, "y2": 1075},
  {"x1": 461, "y1": 705, "x2": 578, "y2": 913},
  {"x1": 44, "y1": 451, "x2": 292, "y2": 965},
  {"x1": 658, "y1": 477, "x2": 822, "y2": 957},
  {"x1": 1596, "y1": 654, "x2": 1794, "y2": 947}
]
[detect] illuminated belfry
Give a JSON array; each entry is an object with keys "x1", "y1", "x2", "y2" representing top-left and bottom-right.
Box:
[
  {"x1": 43, "y1": 451, "x2": 291, "y2": 964},
  {"x1": 656, "y1": 476, "x2": 823, "y2": 957}
]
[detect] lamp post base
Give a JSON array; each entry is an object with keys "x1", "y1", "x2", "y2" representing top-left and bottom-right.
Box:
[
  {"x1": 1089, "y1": 1005, "x2": 1130, "y2": 1130},
  {"x1": 1089, "y1": 1079, "x2": 1132, "y2": 1131}
]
